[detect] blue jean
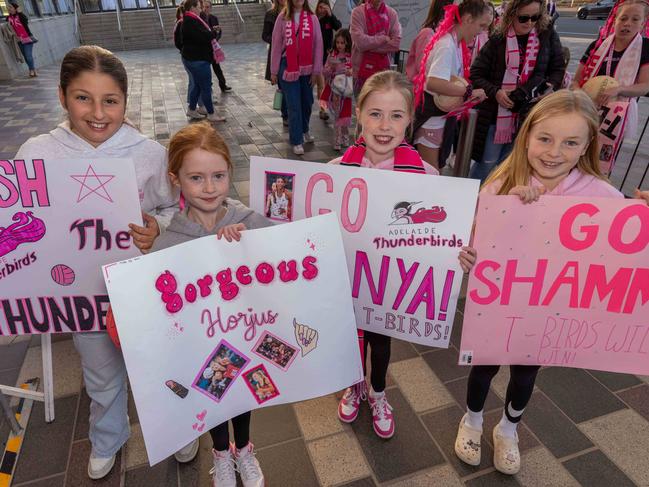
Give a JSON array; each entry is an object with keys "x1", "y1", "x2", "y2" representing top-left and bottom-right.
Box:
[
  {"x1": 73, "y1": 332, "x2": 130, "y2": 458},
  {"x1": 281, "y1": 92, "x2": 288, "y2": 120},
  {"x1": 19, "y1": 41, "x2": 35, "y2": 71},
  {"x1": 183, "y1": 58, "x2": 214, "y2": 114},
  {"x1": 279, "y1": 59, "x2": 313, "y2": 145},
  {"x1": 183, "y1": 62, "x2": 203, "y2": 108},
  {"x1": 470, "y1": 124, "x2": 513, "y2": 183}
]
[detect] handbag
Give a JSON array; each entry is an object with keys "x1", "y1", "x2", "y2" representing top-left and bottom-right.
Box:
[
  {"x1": 332, "y1": 74, "x2": 353, "y2": 98},
  {"x1": 273, "y1": 90, "x2": 283, "y2": 110},
  {"x1": 212, "y1": 40, "x2": 225, "y2": 64}
]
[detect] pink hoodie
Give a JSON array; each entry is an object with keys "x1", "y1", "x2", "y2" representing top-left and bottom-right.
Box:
[
  {"x1": 270, "y1": 13, "x2": 324, "y2": 78},
  {"x1": 481, "y1": 169, "x2": 623, "y2": 198},
  {"x1": 405, "y1": 28, "x2": 433, "y2": 81},
  {"x1": 350, "y1": 2, "x2": 401, "y2": 78}
]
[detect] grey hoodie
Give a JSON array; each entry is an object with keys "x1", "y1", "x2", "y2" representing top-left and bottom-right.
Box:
[
  {"x1": 152, "y1": 198, "x2": 273, "y2": 252},
  {"x1": 15, "y1": 121, "x2": 178, "y2": 232}
]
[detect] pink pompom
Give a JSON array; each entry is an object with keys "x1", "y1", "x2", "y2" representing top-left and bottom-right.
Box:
[{"x1": 51, "y1": 264, "x2": 75, "y2": 286}]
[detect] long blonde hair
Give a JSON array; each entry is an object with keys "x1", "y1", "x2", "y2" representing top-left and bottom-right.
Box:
[{"x1": 484, "y1": 90, "x2": 606, "y2": 195}]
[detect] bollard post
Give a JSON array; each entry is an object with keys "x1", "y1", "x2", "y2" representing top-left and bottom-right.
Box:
[{"x1": 453, "y1": 109, "x2": 478, "y2": 178}]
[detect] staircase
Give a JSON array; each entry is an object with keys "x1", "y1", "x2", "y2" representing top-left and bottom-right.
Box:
[{"x1": 78, "y1": 2, "x2": 267, "y2": 52}]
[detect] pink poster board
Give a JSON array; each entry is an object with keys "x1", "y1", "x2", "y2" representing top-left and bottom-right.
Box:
[{"x1": 460, "y1": 195, "x2": 649, "y2": 376}]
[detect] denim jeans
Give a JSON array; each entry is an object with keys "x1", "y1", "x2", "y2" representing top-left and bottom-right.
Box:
[
  {"x1": 279, "y1": 58, "x2": 313, "y2": 146},
  {"x1": 183, "y1": 62, "x2": 203, "y2": 108},
  {"x1": 470, "y1": 124, "x2": 513, "y2": 183},
  {"x1": 19, "y1": 41, "x2": 35, "y2": 71},
  {"x1": 183, "y1": 58, "x2": 214, "y2": 114}
]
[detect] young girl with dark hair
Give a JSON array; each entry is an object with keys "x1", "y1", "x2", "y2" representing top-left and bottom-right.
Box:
[{"x1": 15, "y1": 45, "x2": 177, "y2": 480}]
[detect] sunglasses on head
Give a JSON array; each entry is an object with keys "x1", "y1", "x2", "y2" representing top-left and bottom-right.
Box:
[{"x1": 517, "y1": 14, "x2": 541, "y2": 23}]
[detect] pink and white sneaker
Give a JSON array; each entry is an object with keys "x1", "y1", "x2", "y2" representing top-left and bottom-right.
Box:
[
  {"x1": 338, "y1": 380, "x2": 367, "y2": 423},
  {"x1": 368, "y1": 389, "x2": 395, "y2": 439}
]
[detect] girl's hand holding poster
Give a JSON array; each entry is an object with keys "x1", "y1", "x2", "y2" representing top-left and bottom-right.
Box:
[{"x1": 103, "y1": 214, "x2": 363, "y2": 465}]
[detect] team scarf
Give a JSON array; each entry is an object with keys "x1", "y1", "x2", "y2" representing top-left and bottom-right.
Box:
[
  {"x1": 357, "y1": 2, "x2": 391, "y2": 81},
  {"x1": 283, "y1": 10, "x2": 314, "y2": 82},
  {"x1": 414, "y1": 4, "x2": 472, "y2": 110},
  {"x1": 580, "y1": 32, "x2": 643, "y2": 170},
  {"x1": 183, "y1": 11, "x2": 223, "y2": 64},
  {"x1": 340, "y1": 137, "x2": 427, "y2": 173},
  {"x1": 494, "y1": 27, "x2": 539, "y2": 144}
]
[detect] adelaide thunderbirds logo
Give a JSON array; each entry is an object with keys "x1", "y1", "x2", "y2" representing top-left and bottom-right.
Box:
[{"x1": 389, "y1": 201, "x2": 447, "y2": 225}]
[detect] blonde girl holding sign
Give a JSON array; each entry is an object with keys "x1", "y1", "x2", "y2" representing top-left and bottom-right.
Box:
[
  {"x1": 15, "y1": 45, "x2": 177, "y2": 480},
  {"x1": 572, "y1": 0, "x2": 649, "y2": 174},
  {"x1": 330, "y1": 70, "x2": 477, "y2": 439},
  {"x1": 453, "y1": 90, "x2": 633, "y2": 475}
]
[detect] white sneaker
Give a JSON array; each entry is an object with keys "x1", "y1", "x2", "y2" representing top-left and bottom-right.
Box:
[
  {"x1": 368, "y1": 389, "x2": 395, "y2": 439},
  {"x1": 210, "y1": 447, "x2": 237, "y2": 487},
  {"x1": 235, "y1": 443, "x2": 265, "y2": 487},
  {"x1": 187, "y1": 108, "x2": 206, "y2": 119},
  {"x1": 303, "y1": 132, "x2": 315, "y2": 143},
  {"x1": 293, "y1": 144, "x2": 305, "y2": 155},
  {"x1": 174, "y1": 438, "x2": 199, "y2": 463},
  {"x1": 207, "y1": 112, "x2": 226, "y2": 122},
  {"x1": 338, "y1": 380, "x2": 367, "y2": 423},
  {"x1": 197, "y1": 106, "x2": 208, "y2": 115},
  {"x1": 87, "y1": 453, "x2": 116, "y2": 480},
  {"x1": 492, "y1": 424, "x2": 520, "y2": 475},
  {"x1": 454, "y1": 413, "x2": 482, "y2": 466}
]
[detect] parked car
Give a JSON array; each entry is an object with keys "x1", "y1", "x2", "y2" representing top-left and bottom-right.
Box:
[{"x1": 577, "y1": 0, "x2": 615, "y2": 19}]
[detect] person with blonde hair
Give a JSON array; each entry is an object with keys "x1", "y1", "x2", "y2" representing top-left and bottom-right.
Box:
[
  {"x1": 454, "y1": 90, "x2": 631, "y2": 476},
  {"x1": 331, "y1": 70, "x2": 477, "y2": 439}
]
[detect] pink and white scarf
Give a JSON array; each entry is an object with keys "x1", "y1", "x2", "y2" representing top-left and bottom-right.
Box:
[
  {"x1": 340, "y1": 137, "x2": 427, "y2": 173},
  {"x1": 580, "y1": 33, "x2": 642, "y2": 138},
  {"x1": 494, "y1": 27, "x2": 539, "y2": 144},
  {"x1": 283, "y1": 10, "x2": 314, "y2": 82}
]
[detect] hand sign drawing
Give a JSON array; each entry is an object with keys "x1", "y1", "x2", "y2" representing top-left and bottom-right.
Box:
[{"x1": 293, "y1": 318, "x2": 318, "y2": 357}]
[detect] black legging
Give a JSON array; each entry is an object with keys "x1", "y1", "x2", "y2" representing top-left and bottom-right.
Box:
[
  {"x1": 209, "y1": 411, "x2": 251, "y2": 451},
  {"x1": 363, "y1": 331, "x2": 391, "y2": 393},
  {"x1": 466, "y1": 365, "x2": 541, "y2": 423}
]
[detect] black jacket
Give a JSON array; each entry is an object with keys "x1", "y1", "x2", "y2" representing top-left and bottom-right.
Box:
[
  {"x1": 263, "y1": 9, "x2": 279, "y2": 81},
  {"x1": 201, "y1": 12, "x2": 222, "y2": 41},
  {"x1": 469, "y1": 28, "x2": 565, "y2": 161},
  {"x1": 181, "y1": 14, "x2": 216, "y2": 63},
  {"x1": 319, "y1": 14, "x2": 342, "y2": 61},
  {"x1": 174, "y1": 20, "x2": 183, "y2": 51}
]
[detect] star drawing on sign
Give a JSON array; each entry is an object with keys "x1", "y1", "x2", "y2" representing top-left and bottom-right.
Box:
[{"x1": 70, "y1": 165, "x2": 116, "y2": 203}]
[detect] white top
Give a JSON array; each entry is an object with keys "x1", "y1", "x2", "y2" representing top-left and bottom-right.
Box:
[
  {"x1": 423, "y1": 32, "x2": 464, "y2": 130},
  {"x1": 15, "y1": 121, "x2": 178, "y2": 233},
  {"x1": 270, "y1": 191, "x2": 290, "y2": 220}
]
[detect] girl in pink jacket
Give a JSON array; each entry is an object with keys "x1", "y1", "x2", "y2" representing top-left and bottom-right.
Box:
[{"x1": 454, "y1": 90, "x2": 628, "y2": 476}]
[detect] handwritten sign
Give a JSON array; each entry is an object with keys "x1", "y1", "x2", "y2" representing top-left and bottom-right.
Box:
[
  {"x1": 460, "y1": 195, "x2": 649, "y2": 376},
  {"x1": 250, "y1": 157, "x2": 479, "y2": 348},
  {"x1": 103, "y1": 214, "x2": 363, "y2": 465},
  {"x1": 0, "y1": 158, "x2": 142, "y2": 335}
]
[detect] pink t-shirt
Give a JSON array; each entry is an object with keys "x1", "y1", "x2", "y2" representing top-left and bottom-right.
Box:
[
  {"x1": 480, "y1": 169, "x2": 623, "y2": 198},
  {"x1": 329, "y1": 155, "x2": 440, "y2": 175}
]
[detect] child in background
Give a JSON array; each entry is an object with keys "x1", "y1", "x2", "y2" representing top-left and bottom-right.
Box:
[
  {"x1": 454, "y1": 90, "x2": 639, "y2": 476},
  {"x1": 320, "y1": 28, "x2": 354, "y2": 150},
  {"x1": 15, "y1": 45, "x2": 177, "y2": 480},
  {"x1": 151, "y1": 122, "x2": 270, "y2": 487},
  {"x1": 330, "y1": 70, "x2": 477, "y2": 439}
]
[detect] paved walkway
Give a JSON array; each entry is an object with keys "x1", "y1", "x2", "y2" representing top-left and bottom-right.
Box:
[{"x1": 1, "y1": 42, "x2": 649, "y2": 487}]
